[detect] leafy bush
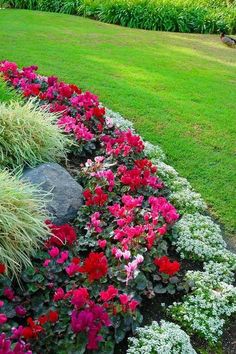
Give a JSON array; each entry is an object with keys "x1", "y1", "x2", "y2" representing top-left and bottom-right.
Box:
[
  {"x1": 77, "y1": 0, "x2": 236, "y2": 34},
  {"x1": 127, "y1": 320, "x2": 196, "y2": 354},
  {"x1": 0, "y1": 99, "x2": 68, "y2": 170},
  {"x1": 2, "y1": 0, "x2": 236, "y2": 34},
  {"x1": 0, "y1": 170, "x2": 49, "y2": 275}
]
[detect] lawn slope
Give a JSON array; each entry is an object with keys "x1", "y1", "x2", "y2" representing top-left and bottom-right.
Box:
[{"x1": 0, "y1": 9, "x2": 235, "y2": 234}]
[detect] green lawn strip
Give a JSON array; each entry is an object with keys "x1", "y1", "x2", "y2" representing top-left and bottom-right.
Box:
[{"x1": 0, "y1": 9, "x2": 235, "y2": 233}]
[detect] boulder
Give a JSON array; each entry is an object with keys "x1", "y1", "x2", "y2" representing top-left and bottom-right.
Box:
[{"x1": 21, "y1": 163, "x2": 83, "y2": 225}]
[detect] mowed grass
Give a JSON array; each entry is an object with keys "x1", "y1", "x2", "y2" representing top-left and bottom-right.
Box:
[{"x1": 0, "y1": 9, "x2": 235, "y2": 235}]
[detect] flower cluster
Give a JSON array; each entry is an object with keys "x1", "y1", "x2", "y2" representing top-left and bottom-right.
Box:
[
  {"x1": 0, "y1": 333, "x2": 32, "y2": 354},
  {"x1": 0, "y1": 61, "x2": 107, "y2": 150},
  {"x1": 169, "y1": 271, "x2": 236, "y2": 343},
  {"x1": 101, "y1": 129, "x2": 144, "y2": 157},
  {"x1": 171, "y1": 213, "x2": 233, "y2": 263},
  {"x1": 127, "y1": 320, "x2": 196, "y2": 354},
  {"x1": 0, "y1": 61, "x2": 189, "y2": 352}
]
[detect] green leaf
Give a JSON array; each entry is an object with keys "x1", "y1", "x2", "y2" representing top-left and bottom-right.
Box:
[
  {"x1": 114, "y1": 327, "x2": 126, "y2": 343},
  {"x1": 154, "y1": 284, "x2": 167, "y2": 294}
]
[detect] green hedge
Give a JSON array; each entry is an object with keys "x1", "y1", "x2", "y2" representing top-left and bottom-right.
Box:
[{"x1": 2, "y1": 0, "x2": 236, "y2": 33}]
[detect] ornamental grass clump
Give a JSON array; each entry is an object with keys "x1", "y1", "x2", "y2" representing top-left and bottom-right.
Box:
[
  {"x1": 0, "y1": 170, "x2": 49, "y2": 276},
  {"x1": 0, "y1": 99, "x2": 68, "y2": 170}
]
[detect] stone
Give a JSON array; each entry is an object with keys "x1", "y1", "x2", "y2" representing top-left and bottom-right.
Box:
[{"x1": 21, "y1": 163, "x2": 83, "y2": 225}]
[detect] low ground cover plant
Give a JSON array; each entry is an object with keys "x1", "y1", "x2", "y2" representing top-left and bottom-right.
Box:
[
  {"x1": 2, "y1": 0, "x2": 236, "y2": 34},
  {"x1": 127, "y1": 320, "x2": 196, "y2": 354},
  {"x1": 0, "y1": 60, "x2": 235, "y2": 353}
]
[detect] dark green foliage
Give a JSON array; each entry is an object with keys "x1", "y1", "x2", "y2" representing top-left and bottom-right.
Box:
[{"x1": 2, "y1": 0, "x2": 236, "y2": 34}]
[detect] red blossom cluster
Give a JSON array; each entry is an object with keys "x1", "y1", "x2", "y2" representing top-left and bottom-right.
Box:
[
  {"x1": 83, "y1": 186, "x2": 108, "y2": 206},
  {"x1": 99, "y1": 286, "x2": 139, "y2": 314},
  {"x1": 0, "y1": 61, "x2": 107, "y2": 143},
  {"x1": 79, "y1": 252, "x2": 108, "y2": 282},
  {"x1": 101, "y1": 129, "x2": 144, "y2": 157},
  {"x1": 154, "y1": 256, "x2": 180, "y2": 276},
  {"x1": 45, "y1": 221, "x2": 77, "y2": 247},
  {"x1": 117, "y1": 159, "x2": 163, "y2": 191}
]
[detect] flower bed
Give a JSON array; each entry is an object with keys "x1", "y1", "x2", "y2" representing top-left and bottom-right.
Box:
[{"x1": 0, "y1": 60, "x2": 235, "y2": 353}]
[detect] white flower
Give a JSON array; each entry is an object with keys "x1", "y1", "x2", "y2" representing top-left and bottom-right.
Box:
[{"x1": 127, "y1": 320, "x2": 196, "y2": 354}]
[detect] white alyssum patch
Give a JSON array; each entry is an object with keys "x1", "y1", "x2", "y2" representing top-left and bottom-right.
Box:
[
  {"x1": 155, "y1": 161, "x2": 207, "y2": 214},
  {"x1": 169, "y1": 271, "x2": 236, "y2": 343},
  {"x1": 143, "y1": 141, "x2": 166, "y2": 161},
  {"x1": 203, "y1": 260, "x2": 236, "y2": 284},
  {"x1": 171, "y1": 213, "x2": 229, "y2": 262},
  {"x1": 127, "y1": 320, "x2": 196, "y2": 354}
]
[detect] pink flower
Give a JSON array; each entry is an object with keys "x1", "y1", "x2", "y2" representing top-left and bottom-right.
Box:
[
  {"x1": 65, "y1": 263, "x2": 80, "y2": 277},
  {"x1": 0, "y1": 314, "x2": 7, "y2": 324},
  {"x1": 123, "y1": 250, "x2": 131, "y2": 260},
  {"x1": 113, "y1": 248, "x2": 123, "y2": 260},
  {"x1": 158, "y1": 224, "x2": 167, "y2": 235},
  {"x1": 71, "y1": 288, "x2": 89, "y2": 308},
  {"x1": 43, "y1": 259, "x2": 51, "y2": 267},
  {"x1": 57, "y1": 115, "x2": 76, "y2": 133},
  {"x1": 56, "y1": 251, "x2": 69, "y2": 264},
  {"x1": 89, "y1": 212, "x2": 102, "y2": 233},
  {"x1": 53, "y1": 288, "x2": 65, "y2": 302},
  {"x1": 15, "y1": 306, "x2": 27, "y2": 316},
  {"x1": 0, "y1": 301, "x2": 4, "y2": 308},
  {"x1": 48, "y1": 247, "x2": 60, "y2": 258},
  {"x1": 97, "y1": 240, "x2": 107, "y2": 249},
  {"x1": 3, "y1": 288, "x2": 14, "y2": 301}
]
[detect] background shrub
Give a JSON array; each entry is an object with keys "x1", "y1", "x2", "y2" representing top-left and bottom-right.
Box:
[
  {"x1": 0, "y1": 170, "x2": 49, "y2": 276},
  {"x1": 3, "y1": 0, "x2": 234, "y2": 34},
  {"x1": 0, "y1": 99, "x2": 68, "y2": 170}
]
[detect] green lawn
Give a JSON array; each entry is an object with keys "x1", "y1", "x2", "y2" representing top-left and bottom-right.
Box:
[{"x1": 0, "y1": 9, "x2": 235, "y2": 235}]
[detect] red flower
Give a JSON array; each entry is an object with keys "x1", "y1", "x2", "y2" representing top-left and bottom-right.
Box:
[
  {"x1": 83, "y1": 187, "x2": 108, "y2": 207},
  {"x1": 72, "y1": 257, "x2": 80, "y2": 264},
  {"x1": 0, "y1": 264, "x2": 6, "y2": 274},
  {"x1": 100, "y1": 286, "x2": 118, "y2": 302},
  {"x1": 128, "y1": 299, "x2": 139, "y2": 312},
  {"x1": 45, "y1": 222, "x2": 77, "y2": 247},
  {"x1": 48, "y1": 310, "x2": 59, "y2": 323},
  {"x1": 93, "y1": 106, "x2": 105, "y2": 118},
  {"x1": 22, "y1": 327, "x2": 34, "y2": 339},
  {"x1": 79, "y1": 252, "x2": 108, "y2": 282},
  {"x1": 38, "y1": 315, "x2": 48, "y2": 325},
  {"x1": 154, "y1": 256, "x2": 180, "y2": 276}
]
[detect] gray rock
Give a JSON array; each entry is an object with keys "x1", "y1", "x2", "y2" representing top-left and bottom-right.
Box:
[{"x1": 21, "y1": 163, "x2": 83, "y2": 225}]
